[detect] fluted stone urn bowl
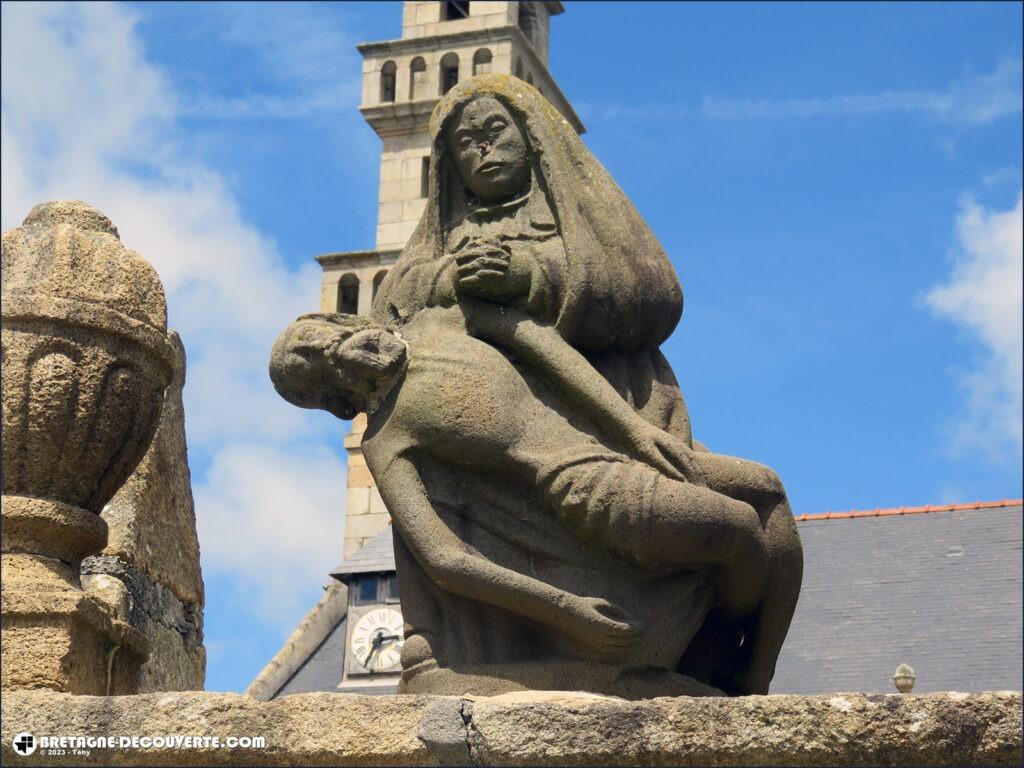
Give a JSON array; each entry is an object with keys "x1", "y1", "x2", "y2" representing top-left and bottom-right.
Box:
[{"x1": 1, "y1": 202, "x2": 170, "y2": 692}]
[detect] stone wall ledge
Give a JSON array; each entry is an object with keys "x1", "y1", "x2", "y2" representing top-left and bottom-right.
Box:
[{"x1": 2, "y1": 689, "x2": 1020, "y2": 767}]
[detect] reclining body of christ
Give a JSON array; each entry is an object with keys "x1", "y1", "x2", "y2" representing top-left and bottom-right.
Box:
[{"x1": 271, "y1": 301, "x2": 800, "y2": 697}]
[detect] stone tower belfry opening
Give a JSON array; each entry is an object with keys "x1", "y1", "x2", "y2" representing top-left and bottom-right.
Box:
[{"x1": 316, "y1": 1, "x2": 583, "y2": 560}]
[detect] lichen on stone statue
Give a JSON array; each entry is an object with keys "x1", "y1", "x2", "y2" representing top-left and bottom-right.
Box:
[{"x1": 270, "y1": 74, "x2": 804, "y2": 699}]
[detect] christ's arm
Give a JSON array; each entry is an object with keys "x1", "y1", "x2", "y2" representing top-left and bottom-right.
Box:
[
  {"x1": 365, "y1": 449, "x2": 640, "y2": 658},
  {"x1": 463, "y1": 301, "x2": 705, "y2": 485}
]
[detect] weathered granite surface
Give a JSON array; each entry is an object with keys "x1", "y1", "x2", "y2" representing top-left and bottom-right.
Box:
[
  {"x1": 2, "y1": 690, "x2": 1020, "y2": 766},
  {"x1": 1, "y1": 200, "x2": 173, "y2": 519},
  {"x1": 270, "y1": 73, "x2": 803, "y2": 699},
  {"x1": 82, "y1": 331, "x2": 205, "y2": 691},
  {"x1": 89, "y1": 331, "x2": 202, "y2": 605},
  {"x1": 81, "y1": 556, "x2": 204, "y2": 693},
  {"x1": 2, "y1": 200, "x2": 174, "y2": 694}
]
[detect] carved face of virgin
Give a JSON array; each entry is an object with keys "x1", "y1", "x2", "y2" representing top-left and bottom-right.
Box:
[{"x1": 447, "y1": 97, "x2": 530, "y2": 203}]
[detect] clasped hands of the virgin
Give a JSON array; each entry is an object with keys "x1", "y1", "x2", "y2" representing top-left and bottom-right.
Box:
[{"x1": 452, "y1": 236, "x2": 532, "y2": 300}]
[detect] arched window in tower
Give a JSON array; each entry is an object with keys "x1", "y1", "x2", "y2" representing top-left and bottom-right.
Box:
[
  {"x1": 443, "y1": 1, "x2": 470, "y2": 21},
  {"x1": 526, "y1": 72, "x2": 534, "y2": 86},
  {"x1": 440, "y1": 52, "x2": 459, "y2": 95},
  {"x1": 380, "y1": 61, "x2": 397, "y2": 103},
  {"x1": 472, "y1": 48, "x2": 492, "y2": 76},
  {"x1": 372, "y1": 270, "x2": 389, "y2": 301},
  {"x1": 409, "y1": 57, "x2": 427, "y2": 100},
  {"x1": 518, "y1": 3, "x2": 539, "y2": 48},
  {"x1": 514, "y1": 58, "x2": 523, "y2": 80},
  {"x1": 337, "y1": 273, "x2": 359, "y2": 315},
  {"x1": 421, "y1": 156, "x2": 430, "y2": 198}
]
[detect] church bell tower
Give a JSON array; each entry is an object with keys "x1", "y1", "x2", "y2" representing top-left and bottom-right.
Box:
[{"x1": 317, "y1": 1, "x2": 583, "y2": 561}]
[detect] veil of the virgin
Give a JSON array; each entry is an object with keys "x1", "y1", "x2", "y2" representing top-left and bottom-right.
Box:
[{"x1": 371, "y1": 74, "x2": 683, "y2": 353}]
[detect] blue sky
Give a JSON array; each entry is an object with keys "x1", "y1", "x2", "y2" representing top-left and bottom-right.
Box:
[{"x1": 2, "y1": 1, "x2": 1021, "y2": 694}]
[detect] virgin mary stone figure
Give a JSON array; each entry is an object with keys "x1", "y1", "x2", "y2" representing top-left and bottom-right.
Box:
[{"x1": 323, "y1": 75, "x2": 800, "y2": 698}]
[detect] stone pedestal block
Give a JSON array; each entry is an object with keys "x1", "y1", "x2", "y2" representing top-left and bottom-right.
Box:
[
  {"x1": 0, "y1": 690, "x2": 1020, "y2": 766},
  {"x1": 1, "y1": 497, "x2": 149, "y2": 694},
  {"x1": 1, "y1": 577, "x2": 147, "y2": 695}
]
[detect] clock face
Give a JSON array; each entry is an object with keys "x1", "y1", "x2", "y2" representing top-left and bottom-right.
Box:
[{"x1": 349, "y1": 607, "x2": 404, "y2": 674}]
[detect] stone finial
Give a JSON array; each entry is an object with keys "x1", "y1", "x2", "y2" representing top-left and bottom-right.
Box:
[
  {"x1": 1, "y1": 201, "x2": 174, "y2": 694},
  {"x1": 3, "y1": 200, "x2": 168, "y2": 331},
  {"x1": 21, "y1": 199, "x2": 121, "y2": 237},
  {"x1": 893, "y1": 662, "x2": 916, "y2": 694}
]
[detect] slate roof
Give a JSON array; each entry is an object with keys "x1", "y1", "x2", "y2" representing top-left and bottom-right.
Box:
[
  {"x1": 773, "y1": 500, "x2": 1023, "y2": 694},
  {"x1": 329, "y1": 528, "x2": 396, "y2": 581},
  {"x1": 275, "y1": 616, "x2": 348, "y2": 697}
]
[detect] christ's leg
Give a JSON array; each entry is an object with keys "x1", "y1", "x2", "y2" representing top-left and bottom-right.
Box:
[
  {"x1": 536, "y1": 454, "x2": 770, "y2": 599},
  {"x1": 693, "y1": 453, "x2": 804, "y2": 695}
]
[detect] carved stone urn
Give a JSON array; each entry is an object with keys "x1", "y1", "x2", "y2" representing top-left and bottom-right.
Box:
[{"x1": 1, "y1": 201, "x2": 172, "y2": 693}]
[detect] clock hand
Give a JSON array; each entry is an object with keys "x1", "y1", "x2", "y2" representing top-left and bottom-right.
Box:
[{"x1": 363, "y1": 645, "x2": 378, "y2": 668}]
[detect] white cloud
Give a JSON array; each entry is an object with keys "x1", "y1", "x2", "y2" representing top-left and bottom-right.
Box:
[
  {"x1": 700, "y1": 89, "x2": 945, "y2": 121},
  {"x1": 1, "y1": 3, "x2": 352, "y2": 628},
  {"x1": 578, "y1": 59, "x2": 1023, "y2": 125},
  {"x1": 982, "y1": 167, "x2": 1022, "y2": 188},
  {"x1": 701, "y1": 60, "x2": 1022, "y2": 124},
  {"x1": 927, "y1": 192, "x2": 1023, "y2": 460},
  {"x1": 177, "y1": 2, "x2": 361, "y2": 120},
  {"x1": 195, "y1": 444, "x2": 345, "y2": 622}
]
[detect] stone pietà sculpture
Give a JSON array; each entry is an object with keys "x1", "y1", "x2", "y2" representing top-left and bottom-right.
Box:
[
  {"x1": 271, "y1": 75, "x2": 804, "y2": 699},
  {"x1": 1, "y1": 201, "x2": 174, "y2": 694}
]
